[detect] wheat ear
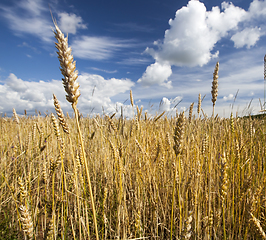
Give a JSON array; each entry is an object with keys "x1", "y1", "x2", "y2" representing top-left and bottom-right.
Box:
[
  {"x1": 53, "y1": 22, "x2": 80, "y2": 106},
  {"x1": 250, "y1": 212, "x2": 266, "y2": 239},
  {"x1": 188, "y1": 102, "x2": 194, "y2": 123},
  {"x1": 197, "y1": 93, "x2": 201, "y2": 119},
  {"x1": 130, "y1": 89, "x2": 134, "y2": 107},
  {"x1": 19, "y1": 205, "x2": 34, "y2": 239},
  {"x1": 53, "y1": 94, "x2": 69, "y2": 134},
  {"x1": 173, "y1": 111, "x2": 185, "y2": 156},
  {"x1": 211, "y1": 62, "x2": 219, "y2": 111}
]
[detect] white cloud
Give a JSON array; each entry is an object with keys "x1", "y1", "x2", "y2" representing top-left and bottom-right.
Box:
[
  {"x1": 223, "y1": 94, "x2": 234, "y2": 101},
  {"x1": 231, "y1": 27, "x2": 261, "y2": 48},
  {"x1": 0, "y1": 0, "x2": 87, "y2": 42},
  {"x1": 17, "y1": 0, "x2": 46, "y2": 16},
  {"x1": 91, "y1": 67, "x2": 117, "y2": 74},
  {"x1": 58, "y1": 12, "x2": 87, "y2": 34},
  {"x1": 146, "y1": 0, "x2": 247, "y2": 68},
  {"x1": 158, "y1": 96, "x2": 183, "y2": 113},
  {"x1": 139, "y1": 0, "x2": 266, "y2": 87},
  {"x1": 72, "y1": 36, "x2": 134, "y2": 60},
  {"x1": 78, "y1": 73, "x2": 135, "y2": 115},
  {"x1": 0, "y1": 0, "x2": 52, "y2": 42},
  {"x1": 248, "y1": 0, "x2": 266, "y2": 18},
  {"x1": 137, "y1": 62, "x2": 172, "y2": 87},
  {"x1": 0, "y1": 73, "x2": 135, "y2": 116},
  {"x1": 160, "y1": 97, "x2": 171, "y2": 112},
  {"x1": 6, "y1": 73, "x2": 27, "y2": 92}
]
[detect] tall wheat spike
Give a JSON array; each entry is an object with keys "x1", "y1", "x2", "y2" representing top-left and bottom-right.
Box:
[
  {"x1": 211, "y1": 62, "x2": 219, "y2": 110},
  {"x1": 197, "y1": 93, "x2": 201, "y2": 119}
]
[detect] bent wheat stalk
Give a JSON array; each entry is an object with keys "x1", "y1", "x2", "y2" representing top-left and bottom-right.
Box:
[{"x1": 53, "y1": 20, "x2": 99, "y2": 240}]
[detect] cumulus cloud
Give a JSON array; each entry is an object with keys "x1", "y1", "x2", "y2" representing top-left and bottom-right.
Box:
[
  {"x1": 137, "y1": 62, "x2": 172, "y2": 87},
  {"x1": 248, "y1": 0, "x2": 266, "y2": 18},
  {"x1": 146, "y1": 0, "x2": 246, "y2": 68},
  {"x1": 159, "y1": 96, "x2": 182, "y2": 112},
  {"x1": 58, "y1": 12, "x2": 87, "y2": 34},
  {"x1": 231, "y1": 27, "x2": 261, "y2": 48},
  {"x1": 6, "y1": 74, "x2": 27, "y2": 92},
  {"x1": 160, "y1": 97, "x2": 171, "y2": 112},
  {"x1": 77, "y1": 73, "x2": 135, "y2": 114},
  {"x1": 0, "y1": 73, "x2": 135, "y2": 116},
  {"x1": 139, "y1": 0, "x2": 266, "y2": 87},
  {"x1": 223, "y1": 94, "x2": 234, "y2": 101}
]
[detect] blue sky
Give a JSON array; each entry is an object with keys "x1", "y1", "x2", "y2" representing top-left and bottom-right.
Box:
[{"x1": 0, "y1": 0, "x2": 265, "y2": 118}]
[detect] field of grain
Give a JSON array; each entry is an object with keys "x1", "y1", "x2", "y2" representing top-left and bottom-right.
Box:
[{"x1": 0, "y1": 20, "x2": 266, "y2": 240}]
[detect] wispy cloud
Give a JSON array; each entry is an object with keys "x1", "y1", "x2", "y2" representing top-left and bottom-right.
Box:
[
  {"x1": 0, "y1": 0, "x2": 88, "y2": 42},
  {"x1": 71, "y1": 36, "x2": 136, "y2": 60},
  {"x1": 90, "y1": 67, "x2": 118, "y2": 74},
  {"x1": 116, "y1": 57, "x2": 152, "y2": 65},
  {"x1": 111, "y1": 22, "x2": 154, "y2": 33},
  {"x1": 0, "y1": 0, "x2": 52, "y2": 42}
]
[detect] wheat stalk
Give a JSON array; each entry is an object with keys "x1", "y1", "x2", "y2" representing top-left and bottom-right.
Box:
[{"x1": 53, "y1": 20, "x2": 99, "y2": 240}]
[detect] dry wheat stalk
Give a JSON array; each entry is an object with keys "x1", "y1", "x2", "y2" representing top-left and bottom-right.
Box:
[
  {"x1": 220, "y1": 153, "x2": 228, "y2": 202},
  {"x1": 53, "y1": 20, "x2": 99, "y2": 239},
  {"x1": 154, "y1": 111, "x2": 165, "y2": 122}
]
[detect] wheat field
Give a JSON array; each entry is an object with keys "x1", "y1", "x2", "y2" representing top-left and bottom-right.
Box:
[{"x1": 0, "y1": 21, "x2": 266, "y2": 240}]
